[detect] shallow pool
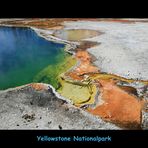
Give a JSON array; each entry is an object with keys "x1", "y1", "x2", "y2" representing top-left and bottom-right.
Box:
[{"x1": 53, "y1": 29, "x2": 101, "y2": 41}]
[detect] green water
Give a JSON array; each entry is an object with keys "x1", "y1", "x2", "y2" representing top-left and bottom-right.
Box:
[
  {"x1": 34, "y1": 56, "x2": 76, "y2": 89},
  {"x1": 0, "y1": 27, "x2": 69, "y2": 90}
]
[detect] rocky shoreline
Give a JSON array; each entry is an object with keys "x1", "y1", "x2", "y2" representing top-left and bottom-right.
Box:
[{"x1": 0, "y1": 84, "x2": 121, "y2": 129}]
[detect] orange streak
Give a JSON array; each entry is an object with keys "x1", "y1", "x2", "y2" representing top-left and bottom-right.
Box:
[
  {"x1": 67, "y1": 50, "x2": 99, "y2": 80},
  {"x1": 88, "y1": 79, "x2": 144, "y2": 128}
]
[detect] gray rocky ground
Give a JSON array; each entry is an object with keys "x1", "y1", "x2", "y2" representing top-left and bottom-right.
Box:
[{"x1": 0, "y1": 85, "x2": 121, "y2": 129}]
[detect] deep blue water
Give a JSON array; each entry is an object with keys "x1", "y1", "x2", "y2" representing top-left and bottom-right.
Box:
[{"x1": 0, "y1": 27, "x2": 66, "y2": 89}]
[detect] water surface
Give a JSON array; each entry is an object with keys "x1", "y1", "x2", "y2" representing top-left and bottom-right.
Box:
[
  {"x1": 53, "y1": 29, "x2": 101, "y2": 41},
  {"x1": 0, "y1": 27, "x2": 67, "y2": 89}
]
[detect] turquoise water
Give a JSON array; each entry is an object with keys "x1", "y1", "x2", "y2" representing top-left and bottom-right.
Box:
[{"x1": 0, "y1": 27, "x2": 67, "y2": 89}]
